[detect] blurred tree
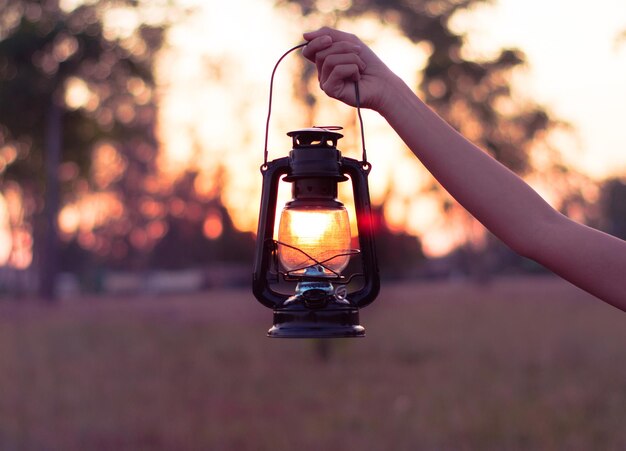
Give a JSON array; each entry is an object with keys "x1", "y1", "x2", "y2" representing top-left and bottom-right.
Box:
[
  {"x1": 368, "y1": 204, "x2": 424, "y2": 278},
  {"x1": 0, "y1": 0, "x2": 173, "y2": 298},
  {"x1": 148, "y1": 168, "x2": 255, "y2": 271},
  {"x1": 600, "y1": 178, "x2": 626, "y2": 241}
]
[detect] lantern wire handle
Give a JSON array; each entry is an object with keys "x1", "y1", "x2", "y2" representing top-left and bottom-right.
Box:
[
  {"x1": 354, "y1": 82, "x2": 367, "y2": 165},
  {"x1": 263, "y1": 42, "x2": 368, "y2": 168}
]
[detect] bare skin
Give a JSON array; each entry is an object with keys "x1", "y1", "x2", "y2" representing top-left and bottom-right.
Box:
[{"x1": 302, "y1": 27, "x2": 626, "y2": 311}]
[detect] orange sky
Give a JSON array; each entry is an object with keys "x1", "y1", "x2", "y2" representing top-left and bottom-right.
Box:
[
  {"x1": 2, "y1": 0, "x2": 623, "y2": 266},
  {"x1": 155, "y1": 0, "x2": 626, "y2": 256}
]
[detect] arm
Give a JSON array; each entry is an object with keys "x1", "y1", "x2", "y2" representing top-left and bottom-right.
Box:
[{"x1": 303, "y1": 27, "x2": 626, "y2": 310}]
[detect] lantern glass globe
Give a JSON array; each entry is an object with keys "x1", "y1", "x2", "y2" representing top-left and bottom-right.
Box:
[{"x1": 277, "y1": 205, "x2": 351, "y2": 276}]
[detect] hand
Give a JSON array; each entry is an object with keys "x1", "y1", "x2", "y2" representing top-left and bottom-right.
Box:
[{"x1": 302, "y1": 27, "x2": 397, "y2": 112}]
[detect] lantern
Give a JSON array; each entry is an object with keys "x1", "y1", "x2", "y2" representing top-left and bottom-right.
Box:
[{"x1": 253, "y1": 126, "x2": 380, "y2": 338}]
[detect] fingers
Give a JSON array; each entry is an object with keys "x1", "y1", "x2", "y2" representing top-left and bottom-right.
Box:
[
  {"x1": 303, "y1": 27, "x2": 333, "y2": 41},
  {"x1": 321, "y1": 63, "x2": 360, "y2": 102},
  {"x1": 302, "y1": 26, "x2": 363, "y2": 64},
  {"x1": 301, "y1": 35, "x2": 332, "y2": 62},
  {"x1": 314, "y1": 41, "x2": 362, "y2": 66},
  {"x1": 304, "y1": 27, "x2": 360, "y2": 45},
  {"x1": 302, "y1": 27, "x2": 380, "y2": 109},
  {"x1": 303, "y1": 39, "x2": 365, "y2": 86},
  {"x1": 320, "y1": 53, "x2": 365, "y2": 85}
]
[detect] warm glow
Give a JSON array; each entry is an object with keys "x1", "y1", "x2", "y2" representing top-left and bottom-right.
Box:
[
  {"x1": 130, "y1": 228, "x2": 149, "y2": 249},
  {"x1": 53, "y1": 32, "x2": 79, "y2": 62},
  {"x1": 0, "y1": 195, "x2": 12, "y2": 264},
  {"x1": 58, "y1": 192, "x2": 125, "y2": 237},
  {"x1": 64, "y1": 76, "x2": 96, "y2": 110},
  {"x1": 58, "y1": 204, "x2": 81, "y2": 235},
  {"x1": 59, "y1": 0, "x2": 81, "y2": 13},
  {"x1": 92, "y1": 142, "x2": 127, "y2": 189},
  {"x1": 0, "y1": 144, "x2": 18, "y2": 170},
  {"x1": 203, "y1": 211, "x2": 223, "y2": 240},
  {"x1": 168, "y1": 198, "x2": 186, "y2": 217},
  {"x1": 277, "y1": 205, "x2": 352, "y2": 276},
  {"x1": 140, "y1": 198, "x2": 166, "y2": 219},
  {"x1": 9, "y1": 228, "x2": 33, "y2": 269},
  {"x1": 0, "y1": 184, "x2": 32, "y2": 268},
  {"x1": 102, "y1": 7, "x2": 140, "y2": 40},
  {"x1": 422, "y1": 227, "x2": 465, "y2": 257},
  {"x1": 147, "y1": 220, "x2": 168, "y2": 240}
]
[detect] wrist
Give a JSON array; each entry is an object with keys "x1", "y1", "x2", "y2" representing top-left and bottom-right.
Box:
[{"x1": 376, "y1": 74, "x2": 421, "y2": 119}]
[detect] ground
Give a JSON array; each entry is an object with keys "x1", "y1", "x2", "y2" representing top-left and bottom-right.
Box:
[{"x1": 1, "y1": 276, "x2": 625, "y2": 450}]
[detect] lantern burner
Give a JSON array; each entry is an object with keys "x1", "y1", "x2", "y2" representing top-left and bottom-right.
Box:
[{"x1": 274, "y1": 239, "x2": 361, "y2": 281}]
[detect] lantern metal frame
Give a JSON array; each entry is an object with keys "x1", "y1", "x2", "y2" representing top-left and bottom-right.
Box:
[{"x1": 253, "y1": 127, "x2": 379, "y2": 338}]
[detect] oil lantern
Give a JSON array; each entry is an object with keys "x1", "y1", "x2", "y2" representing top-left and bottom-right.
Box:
[{"x1": 253, "y1": 125, "x2": 380, "y2": 338}]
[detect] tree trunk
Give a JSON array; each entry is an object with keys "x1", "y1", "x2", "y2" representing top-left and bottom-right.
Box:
[{"x1": 38, "y1": 101, "x2": 62, "y2": 301}]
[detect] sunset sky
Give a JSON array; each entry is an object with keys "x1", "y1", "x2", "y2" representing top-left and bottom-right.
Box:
[
  {"x1": 2, "y1": 0, "x2": 624, "y2": 266},
  {"x1": 156, "y1": 0, "x2": 626, "y2": 255}
]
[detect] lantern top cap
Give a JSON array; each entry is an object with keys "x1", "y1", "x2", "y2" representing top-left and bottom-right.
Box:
[
  {"x1": 287, "y1": 126, "x2": 344, "y2": 150},
  {"x1": 287, "y1": 126, "x2": 343, "y2": 140}
]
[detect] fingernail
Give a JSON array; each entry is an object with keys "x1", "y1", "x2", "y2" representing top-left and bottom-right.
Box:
[{"x1": 320, "y1": 35, "x2": 332, "y2": 45}]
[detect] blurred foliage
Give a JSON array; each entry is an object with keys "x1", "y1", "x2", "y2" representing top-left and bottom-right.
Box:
[
  {"x1": 600, "y1": 178, "x2": 626, "y2": 241},
  {"x1": 369, "y1": 204, "x2": 425, "y2": 278},
  {"x1": 59, "y1": 165, "x2": 256, "y2": 274},
  {"x1": 0, "y1": 0, "x2": 168, "y2": 185},
  {"x1": 0, "y1": 0, "x2": 198, "y2": 287}
]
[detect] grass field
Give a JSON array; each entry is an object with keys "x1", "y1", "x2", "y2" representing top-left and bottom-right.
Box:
[{"x1": 1, "y1": 276, "x2": 625, "y2": 450}]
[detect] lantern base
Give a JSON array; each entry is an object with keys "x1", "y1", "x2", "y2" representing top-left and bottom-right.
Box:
[{"x1": 268, "y1": 303, "x2": 365, "y2": 338}]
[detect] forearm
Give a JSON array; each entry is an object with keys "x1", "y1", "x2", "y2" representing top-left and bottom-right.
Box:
[
  {"x1": 378, "y1": 75, "x2": 555, "y2": 255},
  {"x1": 302, "y1": 27, "x2": 626, "y2": 308},
  {"x1": 378, "y1": 75, "x2": 626, "y2": 309}
]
